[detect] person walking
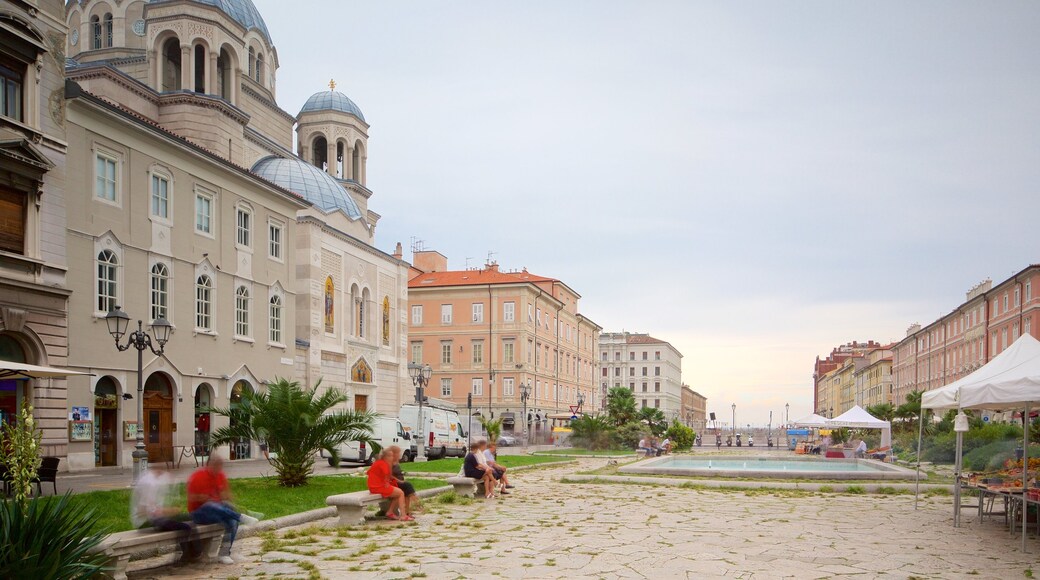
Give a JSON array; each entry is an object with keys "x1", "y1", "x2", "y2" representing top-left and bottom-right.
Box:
[
  {"x1": 187, "y1": 454, "x2": 258, "y2": 564},
  {"x1": 131, "y1": 464, "x2": 199, "y2": 562}
]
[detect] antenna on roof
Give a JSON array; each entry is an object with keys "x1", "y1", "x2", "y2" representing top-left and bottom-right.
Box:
[
  {"x1": 486, "y1": 250, "x2": 497, "y2": 265},
  {"x1": 409, "y1": 237, "x2": 426, "y2": 256},
  {"x1": 465, "y1": 257, "x2": 474, "y2": 270}
]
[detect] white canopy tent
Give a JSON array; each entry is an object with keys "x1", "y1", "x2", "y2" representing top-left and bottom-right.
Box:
[
  {"x1": 827, "y1": 405, "x2": 892, "y2": 450},
  {"x1": 792, "y1": 413, "x2": 831, "y2": 428},
  {"x1": 0, "y1": 361, "x2": 90, "y2": 380},
  {"x1": 919, "y1": 334, "x2": 1040, "y2": 551}
]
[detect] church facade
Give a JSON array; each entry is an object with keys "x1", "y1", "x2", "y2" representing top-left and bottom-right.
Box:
[{"x1": 53, "y1": 0, "x2": 408, "y2": 470}]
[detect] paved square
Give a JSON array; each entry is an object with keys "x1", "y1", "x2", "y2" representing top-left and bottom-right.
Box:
[{"x1": 130, "y1": 459, "x2": 1037, "y2": 579}]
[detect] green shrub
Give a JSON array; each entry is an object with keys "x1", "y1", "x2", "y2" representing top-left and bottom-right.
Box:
[
  {"x1": 611, "y1": 422, "x2": 646, "y2": 449},
  {"x1": 845, "y1": 485, "x2": 865, "y2": 494},
  {"x1": 569, "y1": 415, "x2": 614, "y2": 450},
  {"x1": 664, "y1": 420, "x2": 695, "y2": 451},
  {"x1": 0, "y1": 493, "x2": 109, "y2": 578}
]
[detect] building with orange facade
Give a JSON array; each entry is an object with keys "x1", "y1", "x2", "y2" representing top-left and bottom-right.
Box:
[
  {"x1": 407, "y1": 252, "x2": 601, "y2": 438},
  {"x1": 892, "y1": 265, "x2": 1040, "y2": 407},
  {"x1": 680, "y1": 384, "x2": 708, "y2": 430}
]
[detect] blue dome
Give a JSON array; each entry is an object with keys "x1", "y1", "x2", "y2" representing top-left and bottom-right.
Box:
[
  {"x1": 251, "y1": 156, "x2": 362, "y2": 219},
  {"x1": 150, "y1": 0, "x2": 273, "y2": 45},
  {"x1": 299, "y1": 90, "x2": 365, "y2": 122}
]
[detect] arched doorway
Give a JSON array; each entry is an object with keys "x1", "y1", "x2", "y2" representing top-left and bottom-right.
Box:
[
  {"x1": 0, "y1": 333, "x2": 29, "y2": 425},
  {"x1": 230, "y1": 380, "x2": 252, "y2": 460},
  {"x1": 94, "y1": 376, "x2": 119, "y2": 466},
  {"x1": 143, "y1": 372, "x2": 174, "y2": 462},
  {"x1": 195, "y1": 383, "x2": 213, "y2": 455}
]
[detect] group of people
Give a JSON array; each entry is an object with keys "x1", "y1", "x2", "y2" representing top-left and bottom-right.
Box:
[
  {"x1": 131, "y1": 454, "x2": 258, "y2": 565},
  {"x1": 636, "y1": 436, "x2": 671, "y2": 457},
  {"x1": 463, "y1": 439, "x2": 513, "y2": 499},
  {"x1": 365, "y1": 445, "x2": 421, "y2": 520}
]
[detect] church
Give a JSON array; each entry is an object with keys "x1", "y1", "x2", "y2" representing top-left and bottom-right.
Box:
[{"x1": 53, "y1": 0, "x2": 410, "y2": 470}]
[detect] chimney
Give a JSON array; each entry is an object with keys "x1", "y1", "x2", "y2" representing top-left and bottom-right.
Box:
[
  {"x1": 392, "y1": 242, "x2": 403, "y2": 260},
  {"x1": 413, "y1": 250, "x2": 448, "y2": 273},
  {"x1": 486, "y1": 261, "x2": 499, "y2": 273}
]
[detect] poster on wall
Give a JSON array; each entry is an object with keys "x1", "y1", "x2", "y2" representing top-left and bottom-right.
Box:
[
  {"x1": 123, "y1": 421, "x2": 138, "y2": 440},
  {"x1": 70, "y1": 406, "x2": 91, "y2": 421},
  {"x1": 69, "y1": 420, "x2": 93, "y2": 441}
]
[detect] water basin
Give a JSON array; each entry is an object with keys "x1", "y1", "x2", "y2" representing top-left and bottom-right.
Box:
[{"x1": 619, "y1": 455, "x2": 917, "y2": 480}]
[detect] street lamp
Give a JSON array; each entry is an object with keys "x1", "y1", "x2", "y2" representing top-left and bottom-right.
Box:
[
  {"x1": 105, "y1": 306, "x2": 172, "y2": 484},
  {"x1": 520, "y1": 380, "x2": 532, "y2": 448},
  {"x1": 576, "y1": 391, "x2": 585, "y2": 414},
  {"x1": 731, "y1": 403, "x2": 736, "y2": 438},
  {"x1": 408, "y1": 362, "x2": 432, "y2": 462},
  {"x1": 785, "y1": 403, "x2": 790, "y2": 427}
]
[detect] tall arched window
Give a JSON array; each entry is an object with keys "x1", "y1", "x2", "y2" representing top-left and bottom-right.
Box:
[
  {"x1": 97, "y1": 250, "x2": 118, "y2": 313},
  {"x1": 312, "y1": 136, "x2": 327, "y2": 170},
  {"x1": 195, "y1": 275, "x2": 212, "y2": 330},
  {"x1": 217, "y1": 48, "x2": 232, "y2": 100},
  {"x1": 351, "y1": 144, "x2": 360, "y2": 181},
  {"x1": 162, "y1": 38, "x2": 181, "y2": 92},
  {"x1": 150, "y1": 263, "x2": 170, "y2": 322},
  {"x1": 358, "y1": 288, "x2": 370, "y2": 339},
  {"x1": 91, "y1": 16, "x2": 102, "y2": 49},
  {"x1": 255, "y1": 53, "x2": 264, "y2": 85},
  {"x1": 269, "y1": 295, "x2": 282, "y2": 344},
  {"x1": 382, "y1": 296, "x2": 390, "y2": 346},
  {"x1": 247, "y1": 46, "x2": 255, "y2": 78},
  {"x1": 235, "y1": 286, "x2": 250, "y2": 337},
  {"x1": 194, "y1": 44, "x2": 206, "y2": 93},
  {"x1": 103, "y1": 13, "x2": 113, "y2": 47}
]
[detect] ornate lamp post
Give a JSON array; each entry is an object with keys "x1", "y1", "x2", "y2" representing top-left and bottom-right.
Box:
[
  {"x1": 731, "y1": 403, "x2": 736, "y2": 438},
  {"x1": 520, "y1": 380, "x2": 532, "y2": 448},
  {"x1": 576, "y1": 391, "x2": 585, "y2": 414},
  {"x1": 785, "y1": 402, "x2": 790, "y2": 427},
  {"x1": 408, "y1": 363, "x2": 432, "y2": 462},
  {"x1": 105, "y1": 306, "x2": 172, "y2": 484}
]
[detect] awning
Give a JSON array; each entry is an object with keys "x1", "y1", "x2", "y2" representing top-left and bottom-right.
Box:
[{"x1": 0, "y1": 361, "x2": 91, "y2": 380}]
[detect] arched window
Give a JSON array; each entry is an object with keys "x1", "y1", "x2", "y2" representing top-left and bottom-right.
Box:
[
  {"x1": 162, "y1": 38, "x2": 181, "y2": 92},
  {"x1": 217, "y1": 48, "x2": 232, "y2": 100},
  {"x1": 195, "y1": 275, "x2": 212, "y2": 330},
  {"x1": 235, "y1": 286, "x2": 250, "y2": 337},
  {"x1": 336, "y1": 142, "x2": 345, "y2": 178},
  {"x1": 312, "y1": 136, "x2": 327, "y2": 170},
  {"x1": 382, "y1": 296, "x2": 390, "y2": 346},
  {"x1": 91, "y1": 16, "x2": 102, "y2": 50},
  {"x1": 324, "y1": 277, "x2": 334, "y2": 333},
  {"x1": 247, "y1": 46, "x2": 255, "y2": 78},
  {"x1": 269, "y1": 295, "x2": 282, "y2": 344},
  {"x1": 358, "y1": 288, "x2": 369, "y2": 339},
  {"x1": 255, "y1": 52, "x2": 263, "y2": 84},
  {"x1": 150, "y1": 263, "x2": 170, "y2": 322},
  {"x1": 194, "y1": 45, "x2": 206, "y2": 93},
  {"x1": 103, "y1": 13, "x2": 113, "y2": 48},
  {"x1": 351, "y1": 145, "x2": 360, "y2": 181},
  {"x1": 97, "y1": 250, "x2": 118, "y2": 313}
]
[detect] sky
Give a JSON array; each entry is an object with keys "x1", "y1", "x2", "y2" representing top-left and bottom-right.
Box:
[{"x1": 253, "y1": 0, "x2": 1040, "y2": 427}]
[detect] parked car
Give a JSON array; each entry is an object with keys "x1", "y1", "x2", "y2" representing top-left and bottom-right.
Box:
[{"x1": 497, "y1": 434, "x2": 518, "y2": 447}]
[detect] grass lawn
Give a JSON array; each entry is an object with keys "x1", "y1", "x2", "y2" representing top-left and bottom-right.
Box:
[
  {"x1": 66, "y1": 474, "x2": 444, "y2": 534},
  {"x1": 533, "y1": 448, "x2": 632, "y2": 456},
  {"x1": 402, "y1": 455, "x2": 569, "y2": 474}
]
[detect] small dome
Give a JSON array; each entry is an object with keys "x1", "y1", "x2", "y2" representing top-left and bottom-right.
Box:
[
  {"x1": 149, "y1": 0, "x2": 273, "y2": 45},
  {"x1": 299, "y1": 90, "x2": 365, "y2": 122},
  {"x1": 251, "y1": 156, "x2": 362, "y2": 219}
]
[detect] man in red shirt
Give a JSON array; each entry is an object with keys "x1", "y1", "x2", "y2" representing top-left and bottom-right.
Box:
[{"x1": 186, "y1": 454, "x2": 257, "y2": 564}]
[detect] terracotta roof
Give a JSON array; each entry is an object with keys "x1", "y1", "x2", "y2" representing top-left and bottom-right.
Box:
[
  {"x1": 625, "y1": 334, "x2": 669, "y2": 345},
  {"x1": 408, "y1": 269, "x2": 556, "y2": 289}
]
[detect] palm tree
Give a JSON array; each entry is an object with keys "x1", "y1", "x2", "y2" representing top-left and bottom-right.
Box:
[
  {"x1": 606, "y1": 387, "x2": 637, "y2": 427},
  {"x1": 866, "y1": 403, "x2": 895, "y2": 423},
  {"x1": 569, "y1": 414, "x2": 613, "y2": 450},
  {"x1": 207, "y1": 377, "x2": 375, "y2": 487},
  {"x1": 479, "y1": 416, "x2": 502, "y2": 443},
  {"x1": 637, "y1": 407, "x2": 667, "y2": 436}
]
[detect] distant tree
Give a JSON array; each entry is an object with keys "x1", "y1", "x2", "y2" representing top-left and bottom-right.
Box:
[
  {"x1": 570, "y1": 414, "x2": 614, "y2": 450},
  {"x1": 208, "y1": 378, "x2": 374, "y2": 487},
  {"x1": 664, "y1": 419, "x2": 695, "y2": 450},
  {"x1": 606, "y1": 387, "x2": 637, "y2": 427},
  {"x1": 479, "y1": 417, "x2": 503, "y2": 443},
  {"x1": 895, "y1": 390, "x2": 926, "y2": 431},
  {"x1": 866, "y1": 403, "x2": 895, "y2": 423}
]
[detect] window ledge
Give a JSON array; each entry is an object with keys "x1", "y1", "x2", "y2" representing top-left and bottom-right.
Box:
[
  {"x1": 267, "y1": 341, "x2": 286, "y2": 350},
  {"x1": 194, "y1": 329, "x2": 218, "y2": 337},
  {"x1": 234, "y1": 335, "x2": 254, "y2": 344}
]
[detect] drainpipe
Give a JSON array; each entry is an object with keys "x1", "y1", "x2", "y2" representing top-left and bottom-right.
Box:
[{"x1": 488, "y1": 284, "x2": 493, "y2": 417}]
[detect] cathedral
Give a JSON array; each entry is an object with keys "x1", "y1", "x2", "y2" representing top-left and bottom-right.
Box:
[{"x1": 7, "y1": 0, "x2": 409, "y2": 470}]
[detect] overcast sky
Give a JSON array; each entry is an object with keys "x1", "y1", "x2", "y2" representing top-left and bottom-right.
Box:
[{"x1": 254, "y1": 0, "x2": 1040, "y2": 427}]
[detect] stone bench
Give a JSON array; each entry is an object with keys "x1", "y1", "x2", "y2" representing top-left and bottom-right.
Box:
[
  {"x1": 326, "y1": 491, "x2": 393, "y2": 526},
  {"x1": 90, "y1": 523, "x2": 225, "y2": 580},
  {"x1": 446, "y1": 476, "x2": 486, "y2": 498}
]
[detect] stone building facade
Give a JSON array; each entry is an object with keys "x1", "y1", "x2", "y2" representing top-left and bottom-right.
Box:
[
  {"x1": 680, "y1": 384, "x2": 707, "y2": 430},
  {"x1": 54, "y1": 0, "x2": 408, "y2": 470},
  {"x1": 0, "y1": 0, "x2": 70, "y2": 458},
  {"x1": 598, "y1": 332, "x2": 684, "y2": 419}
]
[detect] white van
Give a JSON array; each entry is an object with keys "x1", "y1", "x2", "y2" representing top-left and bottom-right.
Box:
[
  {"x1": 399, "y1": 402, "x2": 467, "y2": 459},
  {"x1": 321, "y1": 416, "x2": 411, "y2": 466}
]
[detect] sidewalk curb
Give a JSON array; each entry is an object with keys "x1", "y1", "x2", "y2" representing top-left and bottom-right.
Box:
[{"x1": 404, "y1": 459, "x2": 577, "y2": 479}]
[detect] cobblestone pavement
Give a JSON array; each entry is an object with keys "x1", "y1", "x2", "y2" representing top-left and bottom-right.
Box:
[{"x1": 130, "y1": 458, "x2": 1038, "y2": 579}]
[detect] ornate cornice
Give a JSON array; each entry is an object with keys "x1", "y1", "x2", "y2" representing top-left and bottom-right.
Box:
[{"x1": 240, "y1": 83, "x2": 296, "y2": 123}]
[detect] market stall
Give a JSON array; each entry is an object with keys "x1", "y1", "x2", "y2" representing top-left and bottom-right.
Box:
[{"x1": 827, "y1": 405, "x2": 891, "y2": 452}]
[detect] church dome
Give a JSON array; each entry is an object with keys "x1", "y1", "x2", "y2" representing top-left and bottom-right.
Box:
[
  {"x1": 149, "y1": 0, "x2": 273, "y2": 45},
  {"x1": 251, "y1": 156, "x2": 362, "y2": 219},
  {"x1": 299, "y1": 90, "x2": 366, "y2": 122}
]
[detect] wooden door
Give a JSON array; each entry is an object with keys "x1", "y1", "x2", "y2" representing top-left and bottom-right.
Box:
[
  {"x1": 354, "y1": 394, "x2": 368, "y2": 411},
  {"x1": 143, "y1": 391, "x2": 173, "y2": 462},
  {"x1": 99, "y1": 409, "x2": 117, "y2": 466}
]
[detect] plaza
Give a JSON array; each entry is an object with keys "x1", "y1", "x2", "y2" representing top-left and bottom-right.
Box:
[{"x1": 127, "y1": 457, "x2": 1036, "y2": 579}]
